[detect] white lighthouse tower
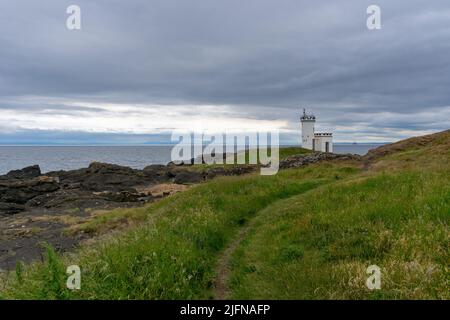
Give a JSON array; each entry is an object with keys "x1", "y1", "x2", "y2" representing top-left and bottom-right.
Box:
[
  {"x1": 300, "y1": 108, "x2": 333, "y2": 152},
  {"x1": 300, "y1": 108, "x2": 315, "y2": 150}
]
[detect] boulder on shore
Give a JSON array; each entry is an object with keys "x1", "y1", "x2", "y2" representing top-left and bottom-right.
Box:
[
  {"x1": 0, "y1": 176, "x2": 60, "y2": 205},
  {"x1": 47, "y1": 162, "x2": 146, "y2": 192},
  {"x1": 173, "y1": 171, "x2": 205, "y2": 184},
  {"x1": 0, "y1": 165, "x2": 41, "y2": 180},
  {"x1": 0, "y1": 202, "x2": 25, "y2": 215}
]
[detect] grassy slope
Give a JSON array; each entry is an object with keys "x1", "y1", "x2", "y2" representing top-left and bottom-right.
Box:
[
  {"x1": 0, "y1": 133, "x2": 448, "y2": 299},
  {"x1": 229, "y1": 170, "x2": 449, "y2": 299},
  {"x1": 230, "y1": 131, "x2": 450, "y2": 299},
  {"x1": 0, "y1": 163, "x2": 358, "y2": 299},
  {"x1": 277, "y1": 146, "x2": 311, "y2": 159}
]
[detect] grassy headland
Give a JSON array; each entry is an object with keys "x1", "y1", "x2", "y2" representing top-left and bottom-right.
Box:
[{"x1": 0, "y1": 132, "x2": 448, "y2": 299}]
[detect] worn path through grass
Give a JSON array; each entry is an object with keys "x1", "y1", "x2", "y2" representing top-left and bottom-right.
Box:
[{"x1": 1, "y1": 163, "x2": 358, "y2": 299}]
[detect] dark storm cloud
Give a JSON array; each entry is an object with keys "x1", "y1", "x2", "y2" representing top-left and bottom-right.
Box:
[{"x1": 0, "y1": 0, "x2": 449, "y2": 143}]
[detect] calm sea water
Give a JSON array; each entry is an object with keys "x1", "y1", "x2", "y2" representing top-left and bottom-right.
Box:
[{"x1": 0, "y1": 144, "x2": 383, "y2": 174}]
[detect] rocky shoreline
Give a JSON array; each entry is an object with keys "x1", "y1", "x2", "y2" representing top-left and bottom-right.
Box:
[
  {"x1": 0, "y1": 161, "x2": 258, "y2": 270},
  {"x1": 0, "y1": 162, "x2": 257, "y2": 216},
  {"x1": 0, "y1": 152, "x2": 359, "y2": 270}
]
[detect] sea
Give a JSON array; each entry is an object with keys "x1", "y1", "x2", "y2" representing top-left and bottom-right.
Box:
[{"x1": 0, "y1": 144, "x2": 383, "y2": 175}]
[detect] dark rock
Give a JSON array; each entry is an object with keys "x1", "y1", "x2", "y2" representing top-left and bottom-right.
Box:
[
  {"x1": 87, "y1": 162, "x2": 137, "y2": 175},
  {"x1": 1, "y1": 165, "x2": 41, "y2": 180},
  {"x1": 65, "y1": 182, "x2": 82, "y2": 189},
  {"x1": 142, "y1": 165, "x2": 170, "y2": 183},
  {"x1": 25, "y1": 189, "x2": 117, "y2": 209},
  {"x1": 92, "y1": 190, "x2": 141, "y2": 202},
  {"x1": 1, "y1": 159, "x2": 258, "y2": 215},
  {"x1": 48, "y1": 162, "x2": 145, "y2": 192},
  {"x1": 280, "y1": 152, "x2": 361, "y2": 169},
  {"x1": 0, "y1": 202, "x2": 25, "y2": 215},
  {"x1": 205, "y1": 165, "x2": 256, "y2": 179},
  {"x1": 143, "y1": 164, "x2": 166, "y2": 175},
  {"x1": 25, "y1": 189, "x2": 85, "y2": 208},
  {"x1": 166, "y1": 170, "x2": 177, "y2": 178},
  {"x1": 173, "y1": 171, "x2": 205, "y2": 184},
  {"x1": 0, "y1": 176, "x2": 60, "y2": 205}
]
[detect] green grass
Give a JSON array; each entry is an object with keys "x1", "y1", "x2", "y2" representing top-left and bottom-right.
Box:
[
  {"x1": 186, "y1": 146, "x2": 311, "y2": 169},
  {"x1": 278, "y1": 146, "x2": 311, "y2": 159},
  {"x1": 0, "y1": 141, "x2": 448, "y2": 300},
  {"x1": 228, "y1": 168, "x2": 449, "y2": 299},
  {"x1": 0, "y1": 163, "x2": 357, "y2": 299},
  {"x1": 229, "y1": 133, "x2": 450, "y2": 300}
]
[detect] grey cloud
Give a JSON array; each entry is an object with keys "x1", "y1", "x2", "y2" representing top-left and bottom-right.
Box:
[
  {"x1": 0, "y1": 0, "x2": 449, "y2": 143},
  {"x1": 0, "y1": 101, "x2": 106, "y2": 114}
]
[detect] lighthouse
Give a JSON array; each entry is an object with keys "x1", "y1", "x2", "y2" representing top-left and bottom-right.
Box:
[
  {"x1": 300, "y1": 108, "x2": 315, "y2": 150},
  {"x1": 300, "y1": 109, "x2": 333, "y2": 153}
]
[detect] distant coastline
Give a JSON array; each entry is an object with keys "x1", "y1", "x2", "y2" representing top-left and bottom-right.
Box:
[{"x1": 0, "y1": 144, "x2": 385, "y2": 175}]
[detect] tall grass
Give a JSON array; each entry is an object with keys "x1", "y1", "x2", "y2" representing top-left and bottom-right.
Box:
[
  {"x1": 229, "y1": 168, "x2": 450, "y2": 299},
  {"x1": 1, "y1": 134, "x2": 448, "y2": 300},
  {"x1": 0, "y1": 164, "x2": 357, "y2": 299}
]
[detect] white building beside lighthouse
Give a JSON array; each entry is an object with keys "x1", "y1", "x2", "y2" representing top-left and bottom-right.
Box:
[{"x1": 300, "y1": 109, "x2": 333, "y2": 153}]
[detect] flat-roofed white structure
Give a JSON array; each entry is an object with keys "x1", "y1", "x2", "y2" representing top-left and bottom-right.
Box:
[{"x1": 300, "y1": 109, "x2": 333, "y2": 152}]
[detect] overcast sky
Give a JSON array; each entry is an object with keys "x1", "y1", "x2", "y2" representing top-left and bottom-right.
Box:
[{"x1": 1, "y1": 0, "x2": 449, "y2": 144}]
